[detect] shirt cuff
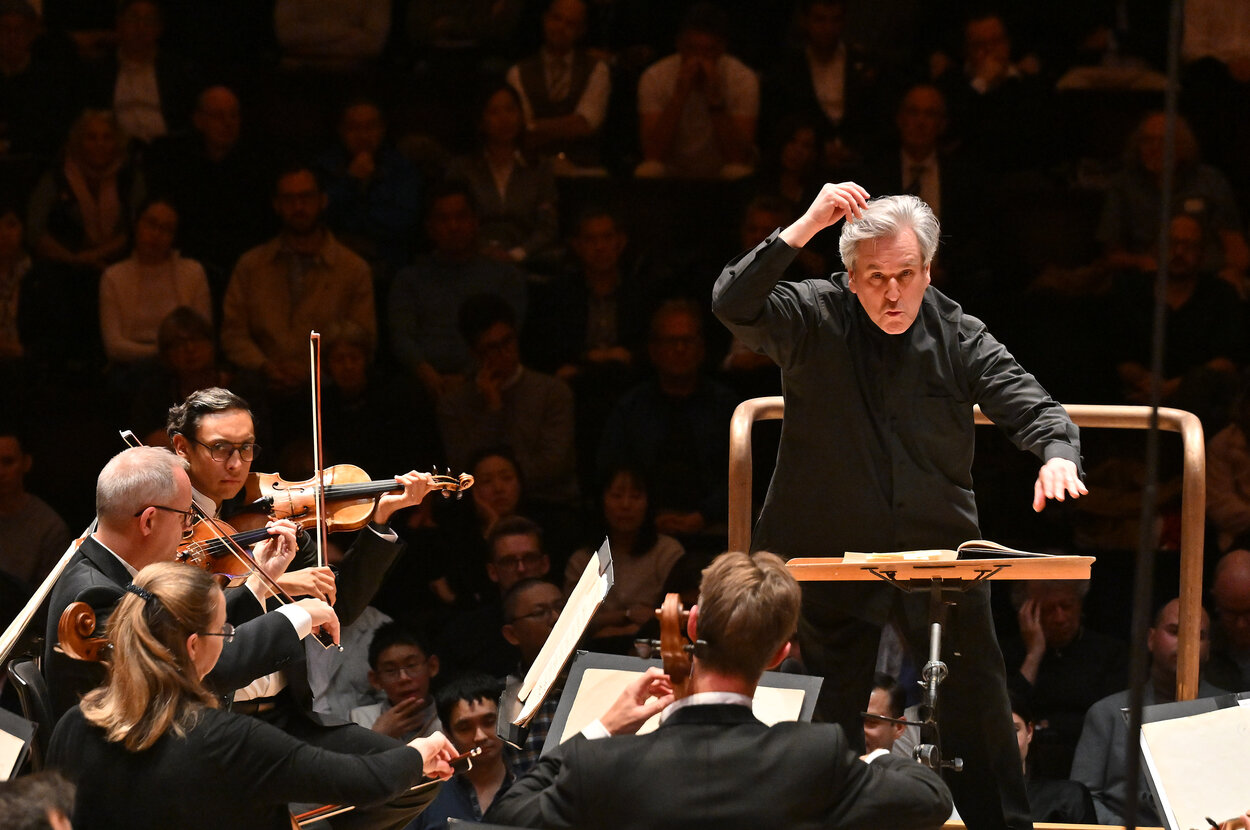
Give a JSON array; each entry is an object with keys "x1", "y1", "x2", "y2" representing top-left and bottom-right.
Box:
[
  {"x1": 276, "y1": 602, "x2": 314, "y2": 639},
  {"x1": 862, "y1": 748, "x2": 890, "y2": 764},
  {"x1": 368, "y1": 521, "x2": 398, "y2": 542},
  {"x1": 580, "y1": 719, "x2": 612, "y2": 740}
]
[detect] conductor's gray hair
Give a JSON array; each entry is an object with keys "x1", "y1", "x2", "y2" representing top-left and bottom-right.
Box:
[
  {"x1": 839, "y1": 194, "x2": 940, "y2": 272},
  {"x1": 96, "y1": 446, "x2": 189, "y2": 524}
]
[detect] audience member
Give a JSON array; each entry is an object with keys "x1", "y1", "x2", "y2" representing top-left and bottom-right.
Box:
[
  {"x1": 755, "y1": 117, "x2": 824, "y2": 216},
  {"x1": 506, "y1": 0, "x2": 611, "y2": 173},
  {"x1": 1098, "y1": 112, "x2": 1249, "y2": 289},
  {"x1": 318, "y1": 99, "x2": 423, "y2": 275},
  {"x1": 862, "y1": 672, "x2": 905, "y2": 754},
  {"x1": 309, "y1": 603, "x2": 393, "y2": 723},
  {"x1": 0, "y1": 0, "x2": 81, "y2": 162},
  {"x1": 410, "y1": 673, "x2": 513, "y2": 829},
  {"x1": 0, "y1": 200, "x2": 28, "y2": 364},
  {"x1": 1208, "y1": 389, "x2": 1250, "y2": 551},
  {"x1": 388, "y1": 181, "x2": 527, "y2": 398},
  {"x1": 1071, "y1": 597, "x2": 1222, "y2": 826},
  {"x1": 1000, "y1": 579, "x2": 1128, "y2": 778},
  {"x1": 0, "y1": 769, "x2": 74, "y2": 830},
  {"x1": 436, "y1": 516, "x2": 553, "y2": 680},
  {"x1": 221, "y1": 164, "x2": 376, "y2": 402},
  {"x1": 635, "y1": 2, "x2": 758, "y2": 179},
  {"x1": 143, "y1": 85, "x2": 275, "y2": 290},
  {"x1": 564, "y1": 465, "x2": 683, "y2": 648},
  {"x1": 1208, "y1": 549, "x2": 1250, "y2": 691},
  {"x1": 762, "y1": 0, "x2": 882, "y2": 168},
  {"x1": 1112, "y1": 213, "x2": 1242, "y2": 428},
  {"x1": 273, "y1": 0, "x2": 391, "y2": 72},
  {"x1": 98, "y1": 199, "x2": 211, "y2": 365},
  {"x1": 84, "y1": 0, "x2": 196, "y2": 144},
  {"x1": 449, "y1": 84, "x2": 561, "y2": 269},
  {"x1": 352, "y1": 622, "x2": 443, "y2": 742},
  {"x1": 500, "y1": 577, "x2": 566, "y2": 777},
  {"x1": 1009, "y1": 691, "x2": 1097, "y2": 825},
  {"x1": 0, "y1": 423, "x2": 72, "y2": 589},
  {"x1": 438, "y1": 294, "x2": 578, "y2": 508},
  {"x1": 597, "y1": 298, "x2": 737, "y2": 543}
]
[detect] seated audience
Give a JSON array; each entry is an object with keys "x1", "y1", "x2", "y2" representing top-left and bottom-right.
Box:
[
  {"x1": 754, "y1": 116, "x2": 824, "y2": 216},
  {"x1": 352, "y1": 622, "x2": 443, "y2": 742},
  {"x1": 1209, "y1": 549, "x2": 1250, "y2": 691},
  {"x1": 48, "y1": 562, "x2": 456, "y2": 830},
  {"x1": 438, "y1": 295, "x2": 578, "y2": 509},
  {"x1": 1208, "y1": 389, "x2": 1250, "y2": 551},
  {"x1": 635, "y1": 3, "x2": 758, "y2": 180},
  {"x1": 862, "y1": 672, "x2": 906, "y2": 755},
  {"x1": 564, "y1": 465, "x2": 684, "y2": 649},
  {"x1": 221, "y1": 164, "x2": 376, "y2": 402},
  {"x1": 0, "y1": 200, "x2": 29, "y2": 364},
  {"x1": 1071, "y1": 597, "x2": 1223, "y2": 826},
  {"x1": 98, "y1": 199, "x2": 211, "y2": 365},
  {"x1": 0, "y1": 422, "x2": 72, "y2": 590},
  {"x1": 1009, "y1": 691, "x2": 1097, "y2": 824},
  {"x1": 83, "y1": 0, "x2": 196, "y2": 144},
  {"x1": 1000, "y1": 579, "x2": 1128, "y2": 777},
  {"x1": 506, "y1": 0, "x2": 611, "y2": 173},
  {"x1": 486, "y1": 551, "x2": 953, "y2": 828},
  {"x1": 318, "y1": 99, "x2": 423, "y2": 275},
  {"x1": 449, "y1": 84, "x2": 561, "y2": 269},
  {"x1": 1099, "y1": 112, "x2": 1249, "y2": 290},
  {"x1": 500, "y1": 577, "x2": 566, "y2": 777},
  {"x1": 0, "y1": 0, "x2": 81, "y2": 162},
  {"x1": 597, "y1": 298, "x2": 737, "y2": 543},
  {"x1": 410, "y1": 674, "x2": 513, "y2": 829},
  {"x1": 273, "y1": 0, "x2": 391, "y2": 72},
  {"x1": 143, "y1": 85, "x2": 275, "y2": 288},
  {"x1": 388, "y1": 181, "x2": 527, "y2": 399}
]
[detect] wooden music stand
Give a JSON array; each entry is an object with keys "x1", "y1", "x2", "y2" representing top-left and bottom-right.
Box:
[{"x1": 787, "y1": 553, "x2": 1094, "y2": 772}]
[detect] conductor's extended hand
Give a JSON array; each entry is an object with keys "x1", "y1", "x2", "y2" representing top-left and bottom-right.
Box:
[
  {"x1": 599, "y1": 667, "x2": 675, "y2": 736},
  {"x1": 1032, "y1": 457, "x2": 1087, "y2": 512},
  {"x1": 780, "y1": 182, "x2": 870, "y2": 249}
]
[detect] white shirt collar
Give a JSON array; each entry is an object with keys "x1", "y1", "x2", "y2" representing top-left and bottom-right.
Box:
[
  {"x1": 92, "y1": 536, "x2": 138, "y2": 578},
  {"x1": 660, "y1": 690, "x2": 753, "y2": 723}
]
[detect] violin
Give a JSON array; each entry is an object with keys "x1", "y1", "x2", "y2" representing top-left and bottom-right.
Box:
[
  {"x1": 176, "y1": 518, "x2": 287, "y2": 587},
  {"x1": 655, "y1": 593, "x2": 697, "y2": 700},
  {"x1": 57, "y1": 601, "x2": 109, "y2": 663},
  {"x1": 227, "y1": 465, "x2": 473, "y2": 534}
]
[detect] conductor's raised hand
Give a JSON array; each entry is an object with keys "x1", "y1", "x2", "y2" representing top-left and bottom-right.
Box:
[
  {"x1": 1032, "y1": 457, "x2": 1088, "y2": 512},
  {"x1": 599, "y1": 666, "x2": 675, "y2": 736},
  {"x1": 780, "y1": 182, "x2": 870, "y2": 249}
]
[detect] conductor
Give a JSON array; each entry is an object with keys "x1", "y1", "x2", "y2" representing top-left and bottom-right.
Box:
[{"x1": 711, "y1": 183, "x2": 1086, "y2": 830}]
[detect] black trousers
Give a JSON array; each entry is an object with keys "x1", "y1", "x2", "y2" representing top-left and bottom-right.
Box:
[{"x1": 798, "y1": 581, "x2": 1032, "y2": 830}]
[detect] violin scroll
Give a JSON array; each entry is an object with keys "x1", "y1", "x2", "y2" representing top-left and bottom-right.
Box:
[
  {"x1": 57, "y1": 601, "x2": 111, "y2": 663},
  {"x1": 430, "y1": 471, "x2": 474, "y2": 500},
  {"x1": 656, "y1": 593, "x2": 695, "y2": 699}
]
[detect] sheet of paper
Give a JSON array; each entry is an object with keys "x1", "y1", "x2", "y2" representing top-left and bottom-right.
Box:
[
  {"x1": 558, "y1": 667, "x2": 807, "y2": 743},
  {"x1": 1139, "y1": 704, "x2": 1250, "y2": 830},
  {"x1": 0, "y1": 726, "x2": 28, "y2": 781}
]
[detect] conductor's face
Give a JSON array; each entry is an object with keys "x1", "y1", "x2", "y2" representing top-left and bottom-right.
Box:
[{"x1": 847, "y1": 228, "x2": 931, "y2": 335}]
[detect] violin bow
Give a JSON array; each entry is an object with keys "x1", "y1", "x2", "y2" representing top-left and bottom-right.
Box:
[{"x1": 309, "y1": 331, "x2": 328, "y2": 571}]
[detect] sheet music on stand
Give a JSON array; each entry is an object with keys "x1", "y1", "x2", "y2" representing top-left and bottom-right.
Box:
[
  {"x1": 498, "y1": 538, "x2": 613, "y2": 748},
  {"x1": 0, "y1": 707, "x2": 34, "y2": 781}
]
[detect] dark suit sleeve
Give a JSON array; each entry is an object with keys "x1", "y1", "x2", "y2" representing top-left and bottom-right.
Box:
[
  {"x1": 202, "y1": 610, "x2": 305, "y2": 696},
  {"x1": 830, "y1": 753, "x2": 953, "y2": 830},
  {"x1": 484, "y1": 738, "x2": 581, "y2": 829}
]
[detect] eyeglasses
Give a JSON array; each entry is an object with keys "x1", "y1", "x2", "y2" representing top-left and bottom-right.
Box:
[
  {"x1": 510, "y1": 600, "x2": 564, "y2": 624},
  {"x1": 198, "y1": 623, "x2": 235, "y2": 644},
  {"x1": 193, "y1": 438, "x2": 260, "y2": 462},
  {"x1": 494, "y1": 552, "x2": 545, "y2": 572},
  {"x1": 377, "y1": 660, "x2": 431, "y2": 681},
  {"x1": 135, "y1": 504, "x2": 196, "y2": 537}
]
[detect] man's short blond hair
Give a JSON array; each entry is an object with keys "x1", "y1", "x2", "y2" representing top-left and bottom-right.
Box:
[{"x1": 696, "y1": 551, "x2": 800, "y2": 682}]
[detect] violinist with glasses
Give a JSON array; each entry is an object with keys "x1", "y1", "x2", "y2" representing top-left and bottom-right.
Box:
[{"x1": 48, "y1": 562, "x2": 458, "y2": 830}]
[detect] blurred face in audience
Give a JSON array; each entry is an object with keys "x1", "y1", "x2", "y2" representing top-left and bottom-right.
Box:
[
  {"x1": 648, "y1": 310, "x2": 705, "y2": 381},
  {"x1": 194, "y1": 87, "x2": 241, "y2": 153},
  {"x1": 328, "y1": 340, "x2": 370, "y2": 396},
  {"x1": 473, "y1": 321, "x2": 521, "y2": 380},
  {"x1": 0, "y1": 210, "x2": 23, "y2": 261},
  {"x1": 802, "y1": 1, "x2": 844, "y2": 53},
  {"x1": 676, "y1": 29, "x2": 724, "y2": 64},
  {"x1": 75, "y1": 115, "x2": 120, "y2": 171},
  {"x1": 1147, "y1": 599, "x2": 1210, "y2": 681},
  {"x1": 427, "y1": 194, "x2": 478, "y2": 259},
  {"x1": 0, "y1": 435, "x2": 30, "y2": 498},
  {"x1": 964, "y1": 16, "x2": 1010, "y2": 74},
  {"x1": 1167, "y1": 215, "x2": 1203, "y2": 279},
  {"x1": 447, "y1": 697, "x2": 503, "y2": 763},
  {"x1": 543, "y1": 0, "x2": 585, "y2": 53},
  {"x1": 369, "y1": 642, "x2": 437, "y2": 708},
  {"x1": 488, "y1": 532, "x2": 549, "y2": 594},
  {"x1": 572, "y1": 215, "x2": 626, "y2": 277},
  {"x1": 897, "y1": 86, "x2": 947, "y2": 157},
  {"x1": 603, "y1": 470, "x2": 647, "y2": 536},
  {"x1": 862, "y1": 687, "x2": 903, "y2": 753},
  {"x1": 1137, "y1": 113, "x2": 1168, "y2": 176},
  {"x1": 116, "y1": 0, "x2": 162, "y2": 58},
  {"x1": 503, "y1": 580, "x2": 564, "y2": 663},
  {"x1": 0, "y1": 10, "x2": 37, "y2": 67},
  {"x1": 1011, "y1": 712, "x2": 1032, "y2": 768},
  {"x1": 472, "y1": 454, "x2": 522, "y2": 522},
  {"x1": 1026, "y1": 583, "x2": 1084, "y2": 649},
  {"x1": 134, "y1": 202, "x2": 178, "y2": 264},
  {"x1": 273, "y1": 170, "x2": 326, "y2": 236},
  {"x1": 340, "y1": 103, "x2": 385, "y2": 157},
  {"x1": 779, "y1": 125, "x2": 817, "y2": 176},
  {"x1": 740, "y1": 207, "x2": 786, "y2": 250},
  {"x1": 1213, "y1": 553, "x2": 1250, "y2": 653},
  {"x1": 481, "y1": 88, "x2": 522, "y2": 147}
]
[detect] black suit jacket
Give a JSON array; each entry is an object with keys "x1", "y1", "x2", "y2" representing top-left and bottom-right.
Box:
[
  {"x1": 486, "y1": 703, "x2": 952, "y2": 830},
  {"x1": 44, "y1": 536, "x2": 305, "y2": 721}
]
